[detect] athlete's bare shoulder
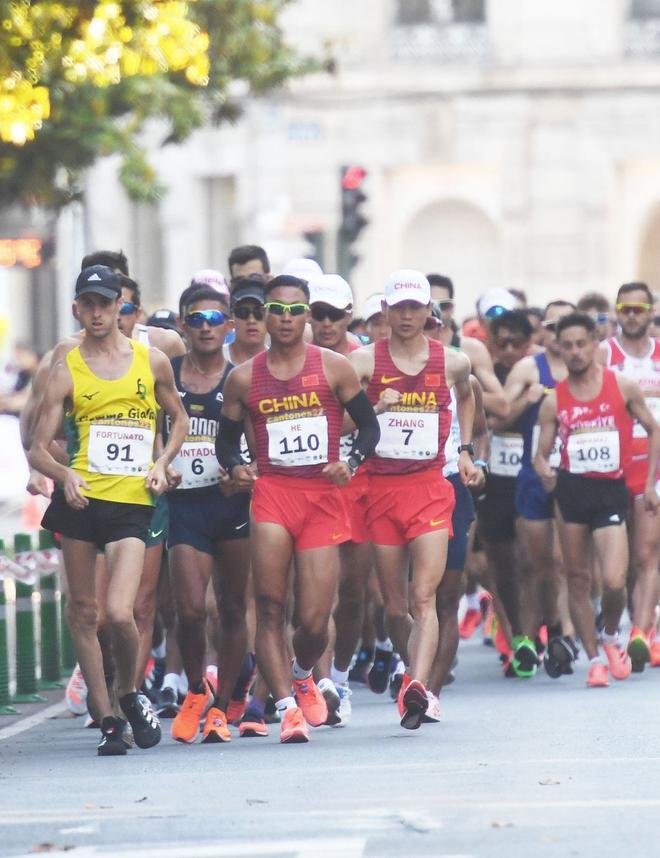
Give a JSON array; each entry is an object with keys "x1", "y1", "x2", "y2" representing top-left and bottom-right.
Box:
[
  {"x1": 145, "y1": 325, "x2": 185, "y2": 358},
  {"x1": 348, "y1": 342, "x2": 376, "y2": 383},
  {"x1": 445, "y1": 345, "x2": 471, "y2": 382},
  {"x1": 50, "y1": 332, "x2": 84, "y2": 367}
]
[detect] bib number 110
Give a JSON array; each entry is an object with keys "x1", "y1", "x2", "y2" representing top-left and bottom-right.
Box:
[{"x1": 279, "y1": 433, "x2": 320, "y2": 456}]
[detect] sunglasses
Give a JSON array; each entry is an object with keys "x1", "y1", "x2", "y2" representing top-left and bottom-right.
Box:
[
  {"x1": 233, "y1": 304, "x2": 265, "y2": 321},
  {"x1": 541, "y1": 319, "x2": 558, "y2": 332},
  {"x1": 265, "y1": 302, "x2": 309, "y2": 317},
  {"x1": 591, "y1": 312, "x2": 610, "y2": 325},
  {"x1": 495, "y1": 336, "x2": 526, "y2": 349},
  {"x1": 120, "y1": 302, "x2": 138, "y2": 315},
  {"x1": 615, "y1": 302, "x2": 653, "y2": 314},
  {"x1": 484, "y1": 305, "x2": 508, "y2": 320},
  {"x1": 184, "y1": 309, "x2": 226, "y2": 328},
  {"x1": 437, "y1": 300, "x2": 454, "y2": 310},
  {"x1": 311, "y1": 305, "x2": 347, "y2": 323}
]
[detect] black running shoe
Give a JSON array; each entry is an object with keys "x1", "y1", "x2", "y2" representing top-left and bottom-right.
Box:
[
  {"x1": 389, "y1": 669, "x2": 404, "y2": 701},
  {"x1": 544, "y1": 635, "x2": 578, "y2": 679},
  {"x1": 97, "y1": 716, "x2": 127, "y2": 756},
  {"x1": 155, "y1": 686, "x2": 179, "y2": 718},
  {"x1": 348, "y1": 646, "x2": 373, "y2": 684},
  {"x1": 367, "y1": 647, "x2": 393, "y2": 694},
  {"x1": 120, "y1": 692, "x2": 162, "y2": 749}
]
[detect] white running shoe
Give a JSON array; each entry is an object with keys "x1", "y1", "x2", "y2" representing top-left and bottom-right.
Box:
[
  {"x1": 65, "y1": 664, "x2": 88, "y2": 716},
  {"x1": 336, "y1": 682, "x2": 352, "y2": 727},
  {"x1": 422, "y1": 691, "x2": 441, "y2": 723},
  {"x1": 317, "y1": 677, "x2": 341, "y2": 726}
]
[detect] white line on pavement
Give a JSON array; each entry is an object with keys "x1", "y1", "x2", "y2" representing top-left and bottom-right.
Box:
[{"x1": 0, "y1": 699, "x2": 67, "y2": 741}]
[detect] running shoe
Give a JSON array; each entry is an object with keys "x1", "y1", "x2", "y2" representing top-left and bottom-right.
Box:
[
  {"x1": 293, "y1": 676, "x2": 328, "y2": 727},
  {"x1": 512, "y1": 636, "x2": 539, "y2": 678},
  {"x1": 494, "y1": 622, "x2": 511, "y2": 659},
  {"x1": 317, "y1": 677, "x2": 341, "y2": 726},
  {"x1": 119, "y1": 692, "x2": 162, "y2": 749},
  {"x1": 122, "y1": 721, "x2": 135, "y2": 749},
  {"x1": 459, "y1": 608, "x2": 482, "y2": 640},
  {"x1": 586, "y1": 661, "x2": 609, "y2": 687},
  {"x1": 205, "y1": 666, "x2": 218, "y2": 697},
  {"x1": 201, "y1": 707, "x2": 231, "y2": 743},
  {"x1": 482, "y1": 604, "x2": 496, "y2": 647},
  {"x1": 97, "y1": 716, "x2": 127, "y2": 757},
  {"x1": 348, "y1": 646, "x2": 373, "y2": 684},
  {"x1": 228, "y1": 653, "x2": 257, "y2": 724},
  {"x1": 239, "y1": 713, "x2": 269, "y2": 737},
  {"x1": 84, "y1": 714, "x2": 98, "y2": 728},
  {"x1": 603, "y1": 642, "x2": 632, "y2": 681},
  {"x1": 65, "y1": 664, "x2": 88, "y2": 716},
  {"x1": 627, "y1": 627, "x2": 650, "y2": 673},
  {"x1": 368, "y1": 646, "x2": 394, "y2": 694},
  {"x1": 422, "y1": 692, "x2": 441, "y2": 723},
  {"x1": 264, "y1": 694, "x2": 280, "y2": 724},
  {"x1": 280, "y1": 706, "x2": 309, "y2": 743},
  {"x1": 155, "y1": 686, "x2": 179, "y2": 718},
  {"x1": 400, "y1": 679, "x2": 428, "y2": 730},
  {"x1": 336, "y1": 682, "x2": 352, "y2": 726},
  {"x1": 535, "y1": 625, "x2": 548, "y2": 656},
  {"x1": 396, "y1": 672, "x2": 412, "y2": 717},
  {"x1": 544, "y1": 635, "x2": 577, "y2": 678},
  {"x1": 649, "y1": 631, "x2": 660, "y2": 668},
  {"x1": 389, "y1": 659, "x2": 405, "y2": 701},
  {"x1": 171, "y1": 680, "x2": 213, "y2": 743}
]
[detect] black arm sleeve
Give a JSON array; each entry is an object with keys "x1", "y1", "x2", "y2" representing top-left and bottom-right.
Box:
[
  {"x1": 215, "y1": 415, "x2": 245, "y2": 472},
  {"x1": 345, "y1": 390, "x2": 380, "y2": 465}
]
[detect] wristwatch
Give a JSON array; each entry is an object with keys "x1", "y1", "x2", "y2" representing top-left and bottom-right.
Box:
[
  {"x1": 346, "y1": 455, "x2": 362, "y2": 475},
  {"x1": 457, "y1": 443, "x2": 475, "y2": 457}
]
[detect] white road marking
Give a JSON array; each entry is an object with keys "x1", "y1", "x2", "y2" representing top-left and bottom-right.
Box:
[{"x1": 0, "y1": 699, "x2": 67, "y2": 741}]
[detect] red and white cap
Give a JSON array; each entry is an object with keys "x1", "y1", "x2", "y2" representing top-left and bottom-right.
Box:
[
  {"x1": 190, "y1": 269, "x2": 230, "y2": 296},
  {"x1": 384, "y1": 269, "x2": 431, "y2": 306}
]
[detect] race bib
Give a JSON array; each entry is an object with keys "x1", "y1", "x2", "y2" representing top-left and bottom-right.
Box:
[
  {"x1": 633, "y1": 396, "x2": 660, "y2": 439},
  {"x1": 567, "y1": 429, "x2": 619, "y2": 474},
  {"x1": 172, "y1": 440, "x2": 221, "y2": 489},
  {"x1": 532, "y1": 425, "x2": 561, "y2": 469},
  {"x1": 88, "y1": 422, "x2": 153, "y2": 476},
  {"x1": 267, "y1": 415, "x2": 328, "y2": 467},
  {"x1": 376, "y1": 411, "x2": 439, "y2": 460},
  {"x1": 490, "y1": 433, "x2": 523, "y2": 477}
]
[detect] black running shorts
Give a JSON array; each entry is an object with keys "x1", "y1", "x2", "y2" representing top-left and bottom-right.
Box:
[
  {"x1": 554, "y1": 471, "x2": 630, "y2": 531},
  {"x1": 475, "y1": 474, "x2": 517, "y2": 544},
  {"x1": 42, "y1": 488, "x2": 153, "y2": 549}
]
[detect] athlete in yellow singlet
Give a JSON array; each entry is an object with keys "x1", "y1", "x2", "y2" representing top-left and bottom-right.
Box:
[{"x1": 29, "y1": 265, "x2": 188, "y2": 757}]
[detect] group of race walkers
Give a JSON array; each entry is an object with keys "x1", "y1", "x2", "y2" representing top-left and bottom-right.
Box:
[{"x1": 21, "y1": 243, "x2": 660, "y2": 756}]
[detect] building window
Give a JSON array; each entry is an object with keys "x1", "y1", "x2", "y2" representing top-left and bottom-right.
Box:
[
  {"x1": 630, "y1": 0, "x2": 660, "y2": 19},
  {"x1": 392, "y1": 0, "x2": 487, "y2": 61},
  {"x1": 626, "y1": 0, "x2": 660, "y2": 54}
]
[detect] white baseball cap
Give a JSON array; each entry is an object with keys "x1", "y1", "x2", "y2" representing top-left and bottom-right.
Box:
[
  {"x1": 384, "y1": 269, "x2": 431, "y2": 307},
  {"x1": 190, "y1": 269, "x2": 230, "y2": 296},
  {"x1": 362, "y1": 293, "x2": 385, "y2": 321},
  {"x1": 281, "y1": 258, "x2": 323, "y2": 282},
  {"x1": 308, "y1": 274, "x2": 353, "y2": 310},
  {"x1": 477, "y1": 288, "x2": 516, "y2": 319}
]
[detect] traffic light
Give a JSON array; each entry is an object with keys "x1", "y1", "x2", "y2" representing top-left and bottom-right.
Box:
[
  {"x1": 338, "y1": 165, "x2": 368, "y2": 278},
  {"x1": 302, "y1": 229, "x2": 325, "y2": 270}
]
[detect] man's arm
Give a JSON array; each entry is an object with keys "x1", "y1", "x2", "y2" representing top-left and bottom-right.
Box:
[
  {"x1": 149, "y1": 349, "x2": 189, "y2": 494},
  {"x1": 447, "y1": 349, "x2": 479, "y2": 487},
  {"x1": 28, "y1": 362, "x2": 90, "y2": 509},
  {"x1": 492, "y1": 355, "x2": 545, "y2": 431},
  {"x1": 619, "y1": 375, "x2": 660, "y2": 512},
  {"x1": 533, "y1": 391, "x2": 559, "y2": 493},
  {"x1": 147, "y1": 327, "x2": 186, "y2": 359},
  {"x1": 461, "y1": 337, "x2": 509, "y2": 419},
  {"x1": 215, "y1": 364, "x2": 256, "y2": 491}
]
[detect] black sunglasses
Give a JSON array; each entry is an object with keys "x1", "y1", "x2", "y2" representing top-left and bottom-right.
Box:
[
  {"x1": 184, "y1": 309, "x2": 226, "y2": 328},
  {"x1": 233, "y1": 304, "x2": 265, "y2": 321},
  {"x1": 311, "y1": 305, "x2": 347, "y2": 323}
]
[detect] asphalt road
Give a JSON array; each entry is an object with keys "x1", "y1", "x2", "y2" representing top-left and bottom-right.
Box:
[{"x1": 1, "y1": 636, "x2": 659, "y2": 858}]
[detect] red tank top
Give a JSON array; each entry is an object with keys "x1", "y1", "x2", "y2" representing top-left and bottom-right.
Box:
[
  {"x1": 366, "y1": 338, "x2": 451, "y2": 475},
  {"x1": 248, "y1": 344, "x2": 343, "y2": 478},
  {"x1": 556, "y1": 367, "x2": 632, "y2": 480}
]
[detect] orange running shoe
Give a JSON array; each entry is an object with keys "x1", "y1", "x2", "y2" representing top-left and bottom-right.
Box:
[
  {"x1": 649, "y1": 631, "x2": 660, "y2": 668},
  {"x1": 201, "y1": 707, "x2": 231, "y2": 743},
  {"x1": 459, "y1": 608, "x2": 482, "y2": 640},
  {"x1": 239, "y1": 717, "x2": 269, "y2": 738},
  {"x1": 603, "y1": 642, "x2": 632, "y2": 681},
  {"x1": 396, "y1": 672, "x2": 412, "y2": 717},
  {"x1": 626, "y1": 627, "x2": 650, "y2": 673},
  {"x1": 280, "y1": 706, "x2": 309, "y2": 743},
  {"x1": 400, "y1": 679, "x2": 428, "y2": 730},
  {"x1": 227, "y1": 698, "x2": 248, "y2": 725},
  {"x1": 205, "y1": 666, "x2": 218, "y2": 697},
  {"x1": 293, "y1": 676, "x2": 327, "y2": 727},
  {"x1": 586, "y1": 661, "x2": 609, "y2": 687},
  {"x1": 171, "y1": 680, "x2": 213, "y2": 743}
]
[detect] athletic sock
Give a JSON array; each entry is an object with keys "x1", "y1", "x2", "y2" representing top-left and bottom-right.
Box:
[
  {"x1": 275, "y1": 696, "x2": 297, "y2": 713},
  {"x1": 291, "y1": 659, "x2": 313, "y2": 681},
  {"x1": 331, "y1": 662, "x2": 350, "y2": 685},
  {"x1": 466, "y1": 592, "x2": 480, "y2": 611},
  {"x1": 591, "y1": 655, "x2": 606, "y2": 666},
  {"x1": 162, "y1": 672, "x2": 179, "y2": 693},
  {"x1": 601, "y1": 630, "x2": 618, "y2": 644},
  {"x1": 178, "y1": 671, "x2": 189, "y2": 696},
  {"x1": 375, "y1": 638, "x2": 393, "y2": 652}
]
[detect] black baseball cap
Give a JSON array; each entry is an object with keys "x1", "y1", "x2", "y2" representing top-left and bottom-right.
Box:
[
  {"x1": 231, "y1": 279, "x2": 266, "y2": 308},
  {"x1": 147, "y1": 309, "x2": 179, "y2": 332},
  {"x1": 75, "y1": 265, "x2": 122, "y2": 300}
]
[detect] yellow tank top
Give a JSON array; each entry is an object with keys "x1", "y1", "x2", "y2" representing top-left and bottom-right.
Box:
[{"x1": 65, "y1": 340, "x2": 157, "y2": 506}]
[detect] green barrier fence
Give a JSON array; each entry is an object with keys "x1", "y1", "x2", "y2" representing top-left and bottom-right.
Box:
[
  {"x1": 0, "y1": 547, "x2": 19, "y2": 714},
  {"x1": 12, "y1": 533, "x2": 46, "y2": 703}
]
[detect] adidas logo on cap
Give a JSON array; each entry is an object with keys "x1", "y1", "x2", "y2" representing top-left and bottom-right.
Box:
[{"x1": 87, "y1": 273, "x2": 102, "y2": 281}]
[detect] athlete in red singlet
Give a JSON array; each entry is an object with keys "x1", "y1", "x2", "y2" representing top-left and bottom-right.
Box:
[
  {"x1": 600, "y1": 282, "x2": 660, "y2": 669},
  {"x1": 216, "y1": 275, "x2": 380, "y2": 743},
  {"x1": 535, "y1": 312, "x2": 659, "y2": 688},
  {"x1": 351, "y1": 270, "x2": 479, "y2": 729}
]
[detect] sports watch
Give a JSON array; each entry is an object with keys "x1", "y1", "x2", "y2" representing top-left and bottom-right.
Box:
[
  {"x1": 346, "y1": 455, "x2": 362, "y2": 475},
  {"x1": 457, "y1": 443, "x2": 475, "y2": 457}
]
